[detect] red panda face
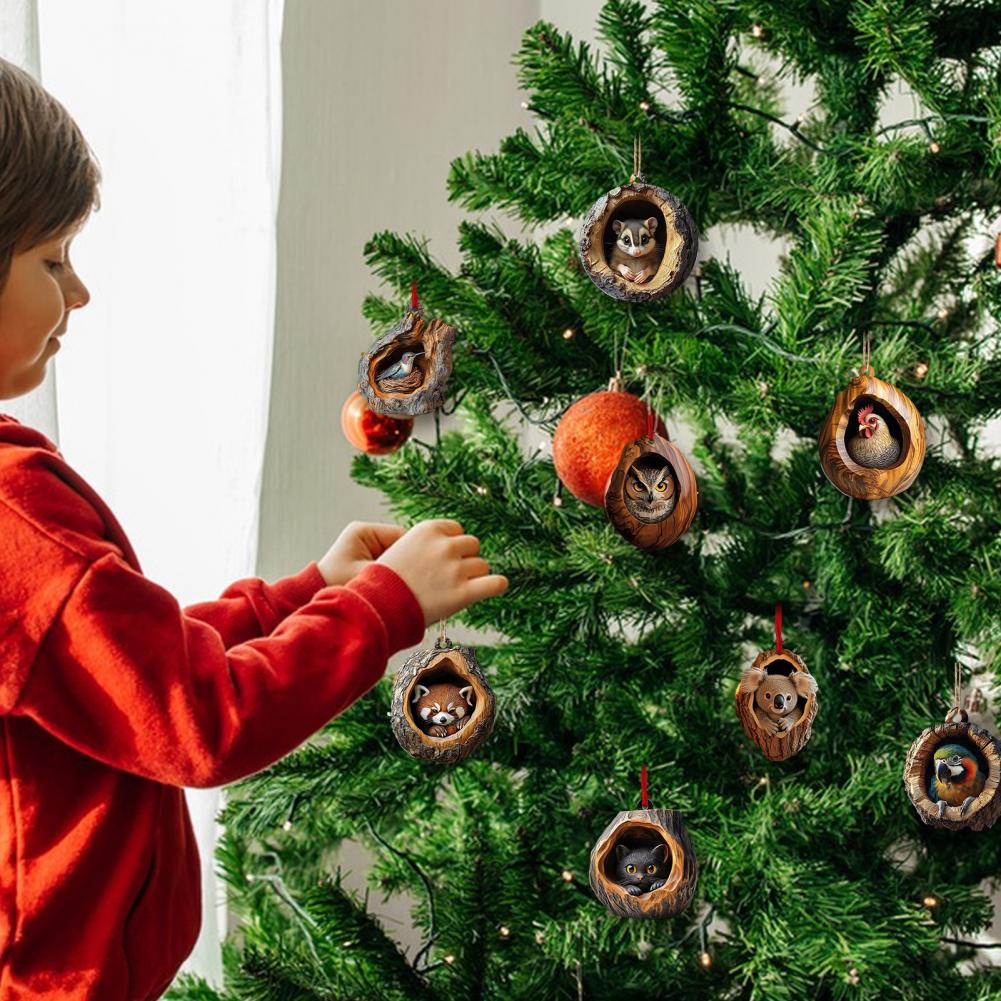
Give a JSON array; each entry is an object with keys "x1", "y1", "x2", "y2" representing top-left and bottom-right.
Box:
[{"x1": 410, "y1": 682, "x2": 474, "y2": 729}]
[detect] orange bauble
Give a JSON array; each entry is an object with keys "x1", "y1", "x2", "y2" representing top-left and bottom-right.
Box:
[
  {"x1": 552, "y1": 381, "x2": 667, "y2": 507},
  {"x1": 340, "y1": 389, "x2": 413, "y2": 454}
]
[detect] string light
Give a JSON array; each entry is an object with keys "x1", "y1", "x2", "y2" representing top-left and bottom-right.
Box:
[
  {"x1": 638, "y1": 100, "x2": 651, "y2": 112},
  {"x1": 698, "y1": 950, "x2": 714, "y2": 970},
  {"x1": 802, "y1": 579, "x2": 812, "y2": 589},
  {"x1": 282, "y1": 820, "x2": 293, "y2": 832},
  {"x1": 498, "y1": 925, "x2": 511, "y2": 939},
  {"x1": 443, "y1": 954, "x2": 456, "y2": 965},
  {"x1": 847, "y1": 967, "x2": 860, "y2": 986},
  {"x1": 342, "y1": 939, "x2": 354, "y2": 948},
  {"x1": 913, "y1": 362, "x2": 928, "y2": 379},
  {"x1": 922, "y1": 893, "x2": 940, "y2": 912},
  {"x1": 475, "y1": 484, "x2": 490, "y2": 496},
  {"x1": 936, "y1": 306, "x2": 949, "y2": 320},
  {"x1": 562, "y1": 327, "x2": 575, "y2": 340},
  {"x1": 552, "y1": 495, "x2": 563, "y2": 507},
  {"x1": 561, "y1": 869, "x2": 574, "y2": 882},
  {"x1": 751, "y1": 23, "x2": 764, "y2": 38},
  {"x1": 535, "y1": 929, "x2": 546, "y2": 945},
  {"x1": 929, "y1": 140, "x2": 941, "y2": 154}
]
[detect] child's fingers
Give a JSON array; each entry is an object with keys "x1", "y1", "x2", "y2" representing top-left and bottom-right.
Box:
[
  {"x1": 355, "y1": 522, "x2": 407, "y2": 550},
  {"x1": 461, "y1": 557, "x2": 490, "y2": 578},
  {"x1": 452, "y1": 534, "x2": 481, "y2": 558},
  {"x1": 465, "y1": 574, "x2": 509, "y2": 602},
  {"x1": 426, "y1": 518, "x2": 464, "y2": 535}
]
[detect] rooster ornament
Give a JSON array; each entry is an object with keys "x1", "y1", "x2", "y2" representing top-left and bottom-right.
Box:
[{"x1": 928, "y1": 743, "x2": 986, "y2": 818}]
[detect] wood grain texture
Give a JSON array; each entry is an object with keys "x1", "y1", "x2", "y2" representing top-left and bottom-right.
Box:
[
  {"x1": 358, "y1": 307, "x2": 456, "y2": 417},
  {"x1": 390, "y1": 643, "x2": 495, "y2": 764},
  {"x1": 577, "y1": 180, "x2": 699, "y2": 303},
  {"x1": 818, "y1": 372, "x2": 925, "y2": 500},
  {"x1": 903, "y1": 718, "x2": 1001, "y2": 831},
  {"x1": 735, "y1": 648, "x2": 818, "y2": 761},
  {"x1": 588, "y1": 809, "x2": 698, "y2": 919},
  {"x1": 604, "y1": 434, "x2": 698, "y2": 549}
]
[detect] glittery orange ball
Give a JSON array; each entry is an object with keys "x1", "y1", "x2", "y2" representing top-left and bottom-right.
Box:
[
  {"x1": 552, "y1": 389, "x2": 666, "y2": 507},
  {"x1": 340, "y1": 389, "x2": 413, "y2": 454}
]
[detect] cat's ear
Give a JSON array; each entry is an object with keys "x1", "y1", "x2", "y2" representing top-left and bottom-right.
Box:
[
  {"x1": 740, "y1": 666, "x2": 766, "y2": 692},
  {"x1": 411, "y1": 684, "x2": 430, "y2": 703},
  {"x1": 651, "y1": 843, "x2": 668, "y2": 863},
  {"x1": 793, "y1": 672, "x2": 817, "y2": 698},
  {"x1": 644, "y1": 217, "x2": 658, "y2": 234},
  {"x1": 615, "y1": 844, "x2": 630, "y2": 861},
  {"x1": 458, "y1": 685, "x2": 474, "y2": 706},
  {"x1": 612, "y1": 220, "x2": 623, "y2": 235}
]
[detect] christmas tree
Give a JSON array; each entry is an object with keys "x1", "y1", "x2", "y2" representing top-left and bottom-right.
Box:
[{"x1": 169, "y1": 2, "x2": 1001, "y2": 998}]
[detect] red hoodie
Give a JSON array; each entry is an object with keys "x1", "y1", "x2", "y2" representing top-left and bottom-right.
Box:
[{"x1": 0, "y1": 414, "x2": 426, "y2": 999}]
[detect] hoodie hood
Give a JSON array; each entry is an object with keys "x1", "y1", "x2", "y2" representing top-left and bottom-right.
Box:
[{"x1": 0, "y1": 412, "x2": 61, "y2": 455}]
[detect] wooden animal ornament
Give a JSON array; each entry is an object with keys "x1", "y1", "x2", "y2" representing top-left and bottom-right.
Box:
[
  {"x1": 358, "y1": 282, "x2": 456, "y2": 418},
  {"x1": 604, "y1": 400, "x2": 698, "y2": 550},
  {"x1": 577, "y1": 137, "x2": 698, "y2": 303},
  {"x1": 589, "y1": 767, "x2": 698, "y2": 919},
  {"x1": 903, "y1": 665, "x2": 1001, "y2": 831},
  {"x1": 735, "y1": 605, "x2": 818, "y2": 761},
  {"x1": 390, "y1": 624, "x2": 495, "y2": 764},
  {"x1": 819, "y1": 332, "x2": 926, "y2": 500}
]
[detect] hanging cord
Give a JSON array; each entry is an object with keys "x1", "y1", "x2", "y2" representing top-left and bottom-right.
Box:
[
  {"x1": 640, "y1": 764, "x2": 650, "y2": 809},
  {"x1": 411, "y1": 280, "x2": 420, "y2": 312},
  {"x1": 775, "y1": 603, "x2": 783, "y2": 653},
  {"x1": 436, "y1": 617, "x2": 450, "y2": 649},
  {"x1": 948, "y1": 661, "x2": 970, "y2": 722},
  {"x1": 860, "y1": 329, "x2": 873, "y2": 376},
  {"x1": 630, "y1": 134, "x2": 643, "y2": 184}
]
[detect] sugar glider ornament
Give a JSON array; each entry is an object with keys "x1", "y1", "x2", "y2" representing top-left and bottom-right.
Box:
[
  {"x1": 609, "y1": 217, "x2": 663, "y2": 284},
  {"x1": 411, "y1": 681, "x2": 474, "y2": 738}
]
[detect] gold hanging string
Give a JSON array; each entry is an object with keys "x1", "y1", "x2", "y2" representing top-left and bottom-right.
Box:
[
  {"x1": 630, "y1": 135, "x2": 642, "y2": 184},
  {"x1": 861, "y1": 330, "x2": 873, "y2": 376},
  {"x1": 955, "y1": 661, "x2": 962, "y2": 713}
]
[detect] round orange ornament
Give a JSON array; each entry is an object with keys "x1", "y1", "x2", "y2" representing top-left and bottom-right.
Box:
[{"x1": 340, "y1": 389, "x2": 413, "y2": 454}]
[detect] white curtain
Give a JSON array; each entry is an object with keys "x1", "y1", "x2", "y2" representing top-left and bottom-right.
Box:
[{"x1": 5, "y1": 0, "x2": 285, "y2": 986}]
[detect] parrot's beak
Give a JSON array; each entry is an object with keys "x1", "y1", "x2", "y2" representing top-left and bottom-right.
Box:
[{"x1": 937, "y1": 760, "x2": 963, "y2": 783}]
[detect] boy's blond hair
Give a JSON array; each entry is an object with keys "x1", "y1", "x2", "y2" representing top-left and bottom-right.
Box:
[{"x1": 0, "y1": 56, "x2": 101, "y2": 291}]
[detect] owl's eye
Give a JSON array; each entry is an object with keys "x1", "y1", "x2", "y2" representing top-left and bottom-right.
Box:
[
  {"x1": 626, "y1": 864, "x2": 636, "y2": 874},
  {"x1": 630, "y1": 480, "x2": 643, "y2": 491},
  {"x1": 655, "y1": 482, "x2": 667, "y2": 492},
  {"x1": 645, "y1": 864, "x2": 656, "y2": 874}
]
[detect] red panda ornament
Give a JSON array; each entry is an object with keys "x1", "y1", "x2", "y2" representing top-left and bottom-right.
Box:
[{"x1": 390, "y1": 638, "x2": 496, "y2": 764}]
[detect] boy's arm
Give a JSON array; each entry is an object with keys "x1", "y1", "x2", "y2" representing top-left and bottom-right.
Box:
[
  {"x1": 182, "y1": 561, "x2": 328, "y2": 647},
  {"x1": 6, "y1": 551, "x2": 426, "y2": 788}
]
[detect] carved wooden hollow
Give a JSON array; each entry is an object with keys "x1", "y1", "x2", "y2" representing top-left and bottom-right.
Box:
[
  {"x1": 577, "y1": 181, "x2": 698, "y2": 302},
  {"x1": 588, "y1": 809, "x2": 697, "y2": 919},
  {"x1": 903, "y1": 715, "x2": 1001, "y2": 831},
  {"x1": 604, "y1": 434, "x2": 698, "y2": 550},
  {"x1": 358, "y1": 307, "x2": 456, "y2": 417},
  {"x1": 390, "y1": 643, "x2": 495, "y2": 764},
  {"x1": 818, "y1": 372, "x2": 925, "y2": 500},
  {"x1": 735, "y1": 648, "x2": 818, "y2": 761}
]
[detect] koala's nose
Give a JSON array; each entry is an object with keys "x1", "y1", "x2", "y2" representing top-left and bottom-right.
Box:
[{"x1": 774, "y1": 694, "x2": 786, "y2": 710}]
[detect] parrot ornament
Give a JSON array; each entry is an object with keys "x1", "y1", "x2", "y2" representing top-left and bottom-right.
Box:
[
  {"x1": 376, "y1": 349, "x2": 425, "y2": 394},
  {"x1": 847, "y1": 403, "x2": 901, "y2": 469},
  {"x1": 928, "y1": 742, "x2": 986, "y2": 817}
]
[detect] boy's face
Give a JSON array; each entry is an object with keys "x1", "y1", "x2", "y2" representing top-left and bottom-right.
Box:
[{"x1": 0, "y1": 219, "x2": 90, "y2": 400}]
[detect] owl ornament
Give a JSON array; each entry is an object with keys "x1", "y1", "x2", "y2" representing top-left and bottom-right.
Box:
[
  {"x1": 603, "y1": 431, "x2": 698, "y2": 550},
  {"x1": 818, "y1": 334, "x2": 925, "y2": 500},
  {"x1": 577, "y1": 138, "x2": 698, "y2": 303},
  {"x1": 358, "y1": 283, "x2": 456, "y2": 418},
  {"x1": 389, "y1": 632, "x2": 495, "y2": 764},
  {"x1": 735, "y1": 606, "x2": 818, "y2": 761},
  {"x1": 904, "y1": 670, "x2": 1001, "y2": 831},
  {"x1": 588, "y1": 769, "x2": 698, "y2": 920}
]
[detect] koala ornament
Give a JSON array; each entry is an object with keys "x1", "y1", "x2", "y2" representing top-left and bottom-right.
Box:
[
  {"x1": 735, "y1": 648, "x2": 819, "y2": 761},
  {"x1": 390, "y1": 639, "x2": 496, "y2": 764}
]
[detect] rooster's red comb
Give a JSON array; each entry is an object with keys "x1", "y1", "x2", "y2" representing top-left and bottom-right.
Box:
[{"x1": 856, "y1": 403, "x2": 874, "y2": 422}]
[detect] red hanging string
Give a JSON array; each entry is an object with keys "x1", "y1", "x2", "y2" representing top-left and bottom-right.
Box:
[
  {"x1": 411, "y1": 280, "x2": 419, "y2": 310},
  {"x1": 775, "y1": 603, "x2": 783, "y2": 653},
  {"x1": 646, "y1": 397, "x2": 653, "y2": 438},
  {"x1": 640, "y1": 765, "x2": 649, "y2": 808}
]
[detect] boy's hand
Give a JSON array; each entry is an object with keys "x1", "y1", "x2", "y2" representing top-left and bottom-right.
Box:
[
  {"x1": 375, "y1": 519, "x2": 508, "y2": 627},
  {"x1": 317, "y1": 521, "x2": 408, "y2": 587}
]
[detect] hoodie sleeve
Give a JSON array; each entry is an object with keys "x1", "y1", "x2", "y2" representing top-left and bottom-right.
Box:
[
  {"x1": 181, "y1": 561, "x2": 328, "y2": 647},
  {"x1": 7, "y1": 552, "x2": 426, "y2": 788}
]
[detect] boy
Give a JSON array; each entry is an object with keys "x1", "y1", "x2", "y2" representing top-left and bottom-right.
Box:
[{"x1": 0, "y1": 55, "x2": 508, "y2": 999}]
